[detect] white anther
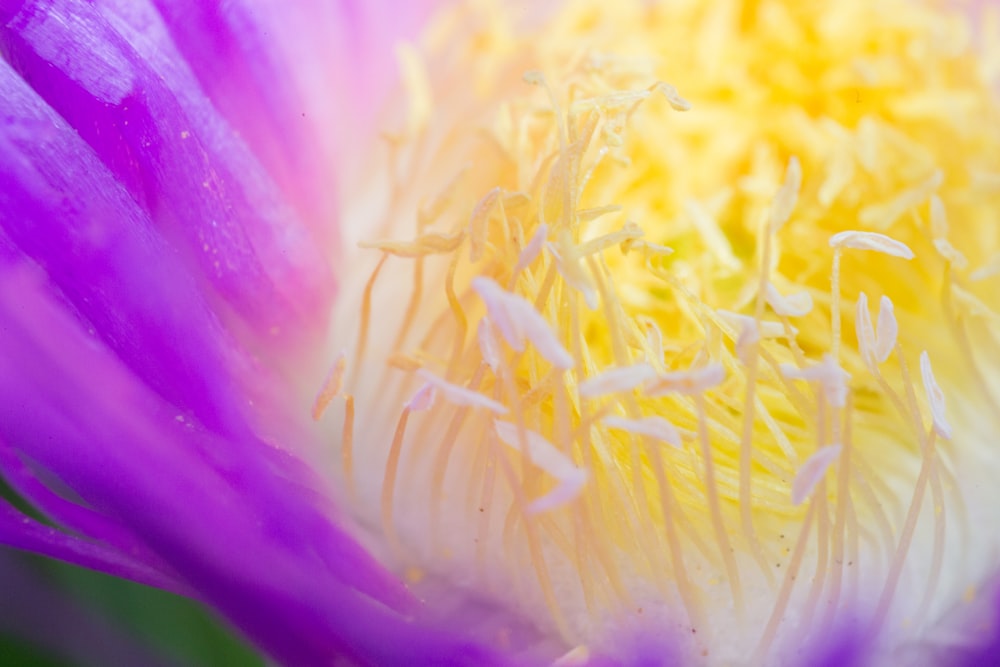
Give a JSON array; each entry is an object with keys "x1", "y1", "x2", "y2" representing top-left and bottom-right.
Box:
[
  {"x1": 792, "y1": 444, "x2": 842, "y2": 506},
  {"x1": 494, "y1": 421, "x2": 588, "y2": 513},
  {"x1": 829, "y1": 230, "x2": 915, "y2": 260},
  {"x1": 645, "y1": 363, "x2": 726, "y2": 396},
  {"x1": 769, "y1": 156, "x2": 802, "y2": 232},
  {"x1": 477, "y1": 317, "x2": 501, "y2": 372},
  {"x1": 406, "y1": 383, "x2": 436, "y2": 411},
  {"x1": 919, "y1": 351, "x2": 952, "y2": 440},
  {"x1": 765, "y1": 283, "x2": 814, "y2": 317},
  {"x1": 578, "y1": 363, "x2": 657, "y2": 398},
  {"x1": 781, "y1": 355, "x2": 850, "y2": 408},
  {"x1": 416, "y1": 369, "x2": 508, "y2": 414},
  {"x1": 516, "y1": 224, "x2": 548, "y2": 273},
  {"x1": 472, "y1": 277, "x2": 574, "y2": 370},
  {"x1": 603, "y1": 415, "x2": 682, "y2": 447}
]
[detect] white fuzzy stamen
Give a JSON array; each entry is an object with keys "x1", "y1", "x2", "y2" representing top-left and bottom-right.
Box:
[
  {"x1": 919, "y1": 351, "x2": 952, "y2": 440},
  {"x1": 416, "y1": 369, "x2": 508, "y2": 413},
  {"x1": 769, "y1": 156, "x2": 802, "y2": 232},
  {"x1": 829, "y1": 231, "x2": 915, "y2": 260},
  {"x1": 765, "y1": 283, "x2": 813, "y2": 317},
  {"x1": 603, "y1": 415, "x2": 682, "y2": 447},
  {"x1": 645, "y1": 363, "x2": 726, "y2": 396},
  {"x1": 875, "y1": 296, "x2": 898, "y2": 364},
  {"x1": 406, "y1": 383, "x2": 436, "y2": 411},
  {"x1": 578, "y1": 363, "x2": 657, "y2": 398},
  {"x1": 781, "y1": 355, "x2": 850, "y2": 408},
  {"x1": 472, "y1": 277, "x2": 575, "y2": 369},
  {"x1": 477, "y1": 317, "x2": 501, "y2": 372},
  {"x1": 791, "y1": 444, "x2": 842, "y2": 506},
  {"x1": 493, "y1": 421, "x2": 588, "y2": 513}
]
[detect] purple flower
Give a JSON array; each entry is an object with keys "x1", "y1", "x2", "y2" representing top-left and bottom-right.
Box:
[
  {"x1": 0, "y1": 1, "x2": 498, "y2": 664},
  {"x1": 3, "y1": 1, "x2": 1000, "y2": 666}
]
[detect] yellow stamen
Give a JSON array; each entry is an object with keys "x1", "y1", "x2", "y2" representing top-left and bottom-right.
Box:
[{"x1": 327, "y1": 0, "x2": 1000, "y2": 662}]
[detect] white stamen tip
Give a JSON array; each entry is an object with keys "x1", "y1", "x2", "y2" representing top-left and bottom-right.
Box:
[
  {"x1": 792, "y1": 444, "x2": 842, "y2": 506},
  {"x1": 765, "y1": 283, "x2": 814, "y2": 317},
  {"x1": 920, "y1": 351, "x2": 952, "y2": 440},
  {"x1": 477, "y1": 317, "x2": 501, "y2": 372},
  {"x1": 603, "y1": 415, "x2": 682, "y2": 447},
  {"x1": 578, "y1": 363, "x2": 656, "y2": 398},
  {"x1": 645, "y1": 362, "x2": 726, "y2": 396},
  {"x1": 829, "y1": 230, "x2": 915, "y2": 260},
  {"x1": 406, "y1": 383, "x2": 436, "y2": 412},
  {"x1": 781, "y1": 355, "x2": 850, "y2": 408},
  {"x1": 527, "y1": 468, "x2": 589, "y2": 514},
  {"x1": 717, "y1": 309, "x2": 761, "y2": 363},
  {"x1": 472, "y1": 277, "x2": 574, "y2": 369},
  {"x1": 769, "y1": 155, "x2": 802, "y2": 232},
  {"x1": 856, "y1": 292, "x2": 877, "y2": 371},
  {"x1": 494, "y1": 421, "x2": 588, "y2": 512},
  {"x1": 417, "y1": 369, "x2": 508, "y2": 414},
  {"x1": 875, "y1": 296, "x2": 898, "y2": 364},
  {"x1": 516, "y1": 224, "x2": 548, "y2": 273}
]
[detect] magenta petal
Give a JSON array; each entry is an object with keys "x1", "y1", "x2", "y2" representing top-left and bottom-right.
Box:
[
  {"x1": 0, "y1": 262, "x2": 504, "y2": 665},
  {"x1": 0, "y1": 438, "x2": 183, "y2": 586},
  {"x1": 0, "y1": 55, "x2": 282, "y2": 442},
  {"x1": 146, "y1": 0, "x2": 441, "y2": 238},
  {"x1": 0, "y1": 502, "x2": 180, "y2": 592},
  {"x1": 1, "y1": 0, "x2": 336, "y2": 347}
]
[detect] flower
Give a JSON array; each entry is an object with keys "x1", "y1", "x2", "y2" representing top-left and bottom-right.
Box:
[
  {"x1": 2, "y1": 1, "x2": 1000, "y2": 667},
  {"x1": 326, "y1": 0, "x2": 1000, "y2": 664},
  {"x1": 0, "y1": 1, "x2": 495, "y2": 665}
]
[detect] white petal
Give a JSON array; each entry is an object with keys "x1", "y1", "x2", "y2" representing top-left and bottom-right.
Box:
[
  {"x1": 792, "y1": 444, "x2": 842, "y2": 506},
  {"x1": 829, "y1": 230, "x2": 915, "y2": 259}
]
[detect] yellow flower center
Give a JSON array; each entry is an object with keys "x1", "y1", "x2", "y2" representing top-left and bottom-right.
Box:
[{"x1": 320, "y1": 1, "x2": 1000, "y2": 663}]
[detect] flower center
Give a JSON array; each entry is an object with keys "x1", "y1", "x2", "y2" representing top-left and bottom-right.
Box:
[{"x1": 320, "y1": 1, "x2": 1000, "y2": 663}]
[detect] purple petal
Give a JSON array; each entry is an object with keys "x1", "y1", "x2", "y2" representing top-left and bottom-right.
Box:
[
  {"x1": 0, "y1": 501, "x2": 180, "y2": 592},
  {"x1": 1, "y1": 0, "x2": 336, "y2": 349},
  {"x1": 0, "y1": 261, "x2": 504, "y2": 665},
  {"x1": 149, "y1": 0, "x2": 443, "y2": 229},
  {"x1": 0, "y1": 437, "x2": 183, "y2": 587},
  {"x1": 0, "y1": 52, "x2": 284, "y2": 442}
]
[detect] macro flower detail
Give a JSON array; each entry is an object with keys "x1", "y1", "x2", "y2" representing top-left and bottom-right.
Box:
[
  {"x1": 1, "y1": 1, "x2": 1000, "y2": 666},
  {"x1": 325, "y1": 0, "x2": 1000, "y2": 664}
]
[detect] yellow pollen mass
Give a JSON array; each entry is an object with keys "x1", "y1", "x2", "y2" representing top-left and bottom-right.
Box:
[{"x1": 323, "y1": 1, "x2": 1000, "y2": 664}]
